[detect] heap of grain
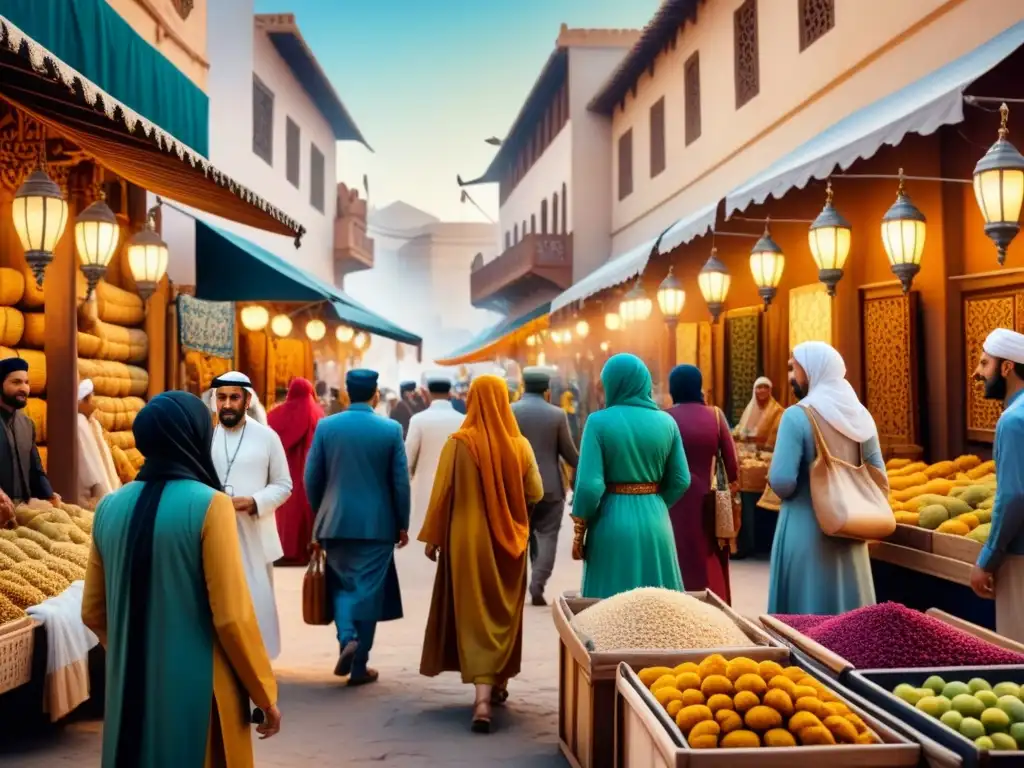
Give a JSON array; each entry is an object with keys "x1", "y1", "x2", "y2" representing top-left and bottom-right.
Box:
[{"x1": 572, "y1": 587, "x2": 751, "y2": 651}]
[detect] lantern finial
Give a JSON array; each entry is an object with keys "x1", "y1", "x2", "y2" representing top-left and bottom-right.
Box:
[{"x1": 1000, "y1": 102, "x2": 1010, "y2": 141}]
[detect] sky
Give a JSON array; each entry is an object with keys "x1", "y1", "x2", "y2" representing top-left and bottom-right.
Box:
[{"x1": 254, "y1": 0, "x2": 661, "y2": 223}]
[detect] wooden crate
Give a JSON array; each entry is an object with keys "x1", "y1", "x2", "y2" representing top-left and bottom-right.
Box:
[
  {"x1": 555, "y1": 590, "x2": 787, "y2": 768},
  {"x1": 930, "y1": 532, "x2": 982, "y2": 564},
  {"x1": 616, "y1": 656, "x2": 921, "y2": 768},
  {"x1": 886, "y1": 524, "x2": 934, "y2": 553}
]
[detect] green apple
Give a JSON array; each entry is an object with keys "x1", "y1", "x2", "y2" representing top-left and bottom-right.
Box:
[
  {"x1": 993, "y1": 682, "x2": 1022, "y2": 699},
  {"x1": 998, "y1": 695, "x2": 1024, "y2": 724},
  {"x1": 977, "y1": 690, "x2": 1000, "y2": 709},
  {"x1": 894, "y1": 683, "x2": 926, "y2": 705},
  {"x1": 917, "y1": 696, "x2": 951, "y2": 718},
  {"x1": 975, "y1": 735, "x2": 995, "y2": 751},
  {"x1": 982, "y1": 707, "x2": 1011, "y2": 734},
  {"x1": 923, "y1": 675, "x2": 947, "y2": 694},
  {"x1": 960, "y1": 718, "x2": 986, "y2": 740},
  {"x1": 970, "y1": 678, "x2": 994, "y2": 693},
  {"x1": 989, "y1": 732, "x2": 1018, "y2": 751},
  {"x1": 941, "y1": 710, "x2": 964, "y2": 731},
  {"x1": 952, "y1": 694, "x2": 986, "y2": 718},
  {"x1": 1009, "y1": 721, "x2": 1024, "y2": 748},
  {"x1": 942, "y1": 681, "x2": 972, "y2": 699}
]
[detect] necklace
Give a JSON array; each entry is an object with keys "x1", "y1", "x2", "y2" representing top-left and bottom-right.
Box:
[{"x1": 220, "y1": 421, "x2": 247, "y2": 488}]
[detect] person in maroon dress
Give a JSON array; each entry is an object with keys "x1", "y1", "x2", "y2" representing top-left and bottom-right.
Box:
[
  {"x1": 267, "y1": 377, "x2": 324, "y2": 564},
  {"x1": 664, "y1": 365, "x2": 739, "y2": 603}
]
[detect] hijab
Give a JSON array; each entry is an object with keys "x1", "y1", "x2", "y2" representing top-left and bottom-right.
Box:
[
  {"x1": 602, "y1": 353, "x2": 659, "y2": 410},
  {"x1": 117, "y1": 391, "x2": 222, "y2": 764},
  {"x1": 450, "y1": 375, "x2": 531, "y2": 559},
  {"x1": 267, "y1": 377, "x2": 323, "y2": 452},
  {"x1": 793, "y1": 341, "x2": 877, "y2": 443},
  {"x1": 736, "y1": 376, "x2": 779, "y2": 435},
  {"x1": 669, "y1": 364, "x2": 704, "y2": 405}
]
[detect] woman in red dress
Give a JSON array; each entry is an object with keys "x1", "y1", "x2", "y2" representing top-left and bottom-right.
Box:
[
  {"x1": 665, "y1": 365, "x2": 739, "y2": 603},
  {"x1": 267, "y1": 377, "x2": 324, "y2": 564}
]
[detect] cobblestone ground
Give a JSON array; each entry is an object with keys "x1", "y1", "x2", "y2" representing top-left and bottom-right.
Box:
[{"x1": 1, "y1": 520, "x2": 770, "y2": 766}]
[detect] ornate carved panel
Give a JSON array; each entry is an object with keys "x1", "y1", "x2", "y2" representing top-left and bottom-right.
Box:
[
  {"x1": 684, "y1": 51, "x2": 701, "y2": 145},
  {"x1": 789, "y1": 283, "x2": 832, "y2": 351},
  {"x1": 964, "y1": 294, "x2": 1016, "y2": 440},
  {"x1": 698, "y1": 321, "x2": 713, "y2": 403},
  {"x1": 733, "y1": 0, "x2": 760, "y2": 109},
  {"x1": 676, "y1": 322, "x2": 698, "y2": 366},
  {"x1": 0, "y1": 103, "x2": 88, "y2": 193},
  {"x1": 863, "y1": 294, "x2": 917, "y2": 448},
  {"x1": 799, "y1": 0, "x2": 835, "y2": 51},
  {"x1": 725, "y1": 309, "x2": 762, "y2": 426}
]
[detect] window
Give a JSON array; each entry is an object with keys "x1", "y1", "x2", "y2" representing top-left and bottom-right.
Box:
[
  {"x1": 530, "y1": 214, "x2": 536, "y2": 234},
  {"x1": 505, "y1": 231, "x2": 511, "y2": 249},
  {"x1": 734, "y1": 0, "x2": 760, "y2": 109},
  {"x1": 649, "y1": 98, "x2": 666, "y2": 178},
  {"x1": 618, "y1": 130, "x2": 633, "y2": 200},
  {"x1": 310, "y1": 143, "x2": 325, "y2": 213},
  {"x1": 561, "y1": 183, "x2": 567, "y2": 231},
  {"x1": 799, "y1": 0, "x2": 835, "y2": 51},
  {"x1": 540, "y1": 199, "x2": 549, "y2": 233},
  {"x1": 552, "y1": 192, "x2": 560, "y2": 234},
  {"x1": 252, "y1": 75, "x2": 274, "y2": 165},
  {"x1": 684, "y1": 52, "x2": 701, "y2": 145},
  {"x1": 285, "y1": 117, "x2": 300, "y2": 187},
  {"x1": 514, "y1": 223, "x2": 519, "y2": 242},
  {"x1": 522, "y1": 220, "x2": 527, "y2": 238}
]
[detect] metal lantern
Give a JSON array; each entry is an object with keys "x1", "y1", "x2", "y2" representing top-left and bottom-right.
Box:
[
  {"x1": 525, "y1": 334, "x2": 537, "y2": 347},
  {"x1": 619, "y1": 277, "x2": 652, "y2": 324},
  {"x1": 656, "y1": 266, "x2": 686, "y2": 319},
  {"x1": 240, "y1": 305, "x2": 269, "y2": 332},
  {"x1": 604, "y1": 312, "x2": 622, "y2": 331},
  {"x1": 336, "y1": 324, "x2": 355, "y2": 343},
  {"x1": 305, "y1": 318, "x2": 326, "y2": 341},
  {"x1": 353, "y1": 331, "x2": 369, "y2": 350},
  {"x1": 880, "y1": 170, "x2": 926, "y2": 293},
  {"x1": 575, "y1": 319, "x2": 590, "y2": 338},
  {"x1": 973, "y1": 103, "x2": 1024, "y2": 265},
  {"x1": 697, "y1": 247, "x2": 730, "y2": 323},
  {"x1": 75, "y1": 193, "x2": 120, "y2": 301},
  {"x1": 270, "y1": 313, "x2": 293, "y2": 337},
  {"x1": 749, "y1": 224, "x2": 785, "y2": 308},
  {"x1": 808, "y1": 181, "x2": 852, "y2": 296},
  {"x1": 127, "y1": 214, "x2": 169, "y2": 302},
  {"x1": 13, "y1": 166, "x2": 69, "y2": 287}
]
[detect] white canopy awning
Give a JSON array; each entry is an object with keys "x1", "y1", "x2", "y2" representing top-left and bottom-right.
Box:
[
  {"x1": 656, "y1": 201, "x2": 719, "y2": 255},
  {"x1": 725, "y1": 20, "x2": 1024, "y2": 217}
]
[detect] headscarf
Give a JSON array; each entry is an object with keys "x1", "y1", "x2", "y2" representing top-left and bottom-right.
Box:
[
  {"x1": 204, "y1": 370, "x2": 268, "y2": 425},
  {"x1": 117, "y1": 391, "x2": 222, "y2": 764},
  {"x1": 267, "y1": 377, "x2": 323, "y2": 452},
  {"x1": 450, "y1": 375, "x2": 531, "y2": 559},
  {"x1": 793, "y1": 341, "x2": 877, "y2": 443},
  {"x1": 983, "y1": 328, "x2": 1024, "y2": 365},
  {"x1": 602, "y1": 353, "x2": 659, "y2": 410},
  {"x1": 736, "y1": 376, "x2": 778, "y2": 435},
  {"x1": 669, "y1": 364, "x2": 704, "y2": 405}
]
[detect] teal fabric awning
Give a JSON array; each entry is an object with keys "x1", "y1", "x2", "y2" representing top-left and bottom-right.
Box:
[
  {"x1": 3, "y1": 0, "x2": 209, "y2": 155},
  {"x1": 435, "y1": 301, "x2": 550, "y2": 364},
  {"x1": 194, "y1": 220, "x2": 422, "y2": 346}
]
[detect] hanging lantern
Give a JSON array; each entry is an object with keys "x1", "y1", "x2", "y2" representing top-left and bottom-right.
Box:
[
  {"x1": 808, "y1": 180, "x2": 852, "y2": 296},
  {"x1": 13, "y1": 166, "x2": 69, "y2": 287},
  {"x1": 537, "y1": 351, "x2": 546, "y2": 366},
  {"x1": 619, "y1": 277, "x2": 652, "y2": 324},
  {"x1": 973, "y1": 103, "x2": 1024, "y2": 265},
  {"x1": 750, "y1": 223, "x2": 785, "y2": 309},
  {"x1": 599, "y1": 341, "x2": 609, "y2": 353},
  {"x1": 525, "y1": 334, "x2": 536, "y2": 347},
  {"x1": 880, "y1": 169, "x2": 926, "y2": 293},
  {"x1": 74, "y1": 192, "x2": 120, "y2": 301},
  {"x1": 127, "y1": 213, "x2": 169, "y2": 302},
  {"x1": 575, "y1": 319, "x2": 590, "y2": 338},
  {"x1": 270, "y1": 313, "x2": 293, "y2": 337},
  {"x1": 240, "y1": 305, "x2": 269, "y2": 332},
  {"x1": 353, "y1": 331, "x2": 369, "y2": 350},
  {"x1": 563, "y1": 329, "x2": 573, "y2": 344},
  {"x1": 697, "y1": 247, "x2": 730, "y2": 323},
  {"x1": 656, "y1": 266, "x2": 686, "y2": 320},
  {"x1": 604, "y1": 312, "x2": 621, "y2": 331},
  {"x1": 305, "y1": 319, "x2": 326, "y2": 341},
  {"x1": 336, "y1": 324, "x2": 355, "y2": 343}
]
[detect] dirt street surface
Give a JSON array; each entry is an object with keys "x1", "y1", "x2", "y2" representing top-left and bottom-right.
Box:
[{"x1": 1, "y1": 519, "x2": 770, "y2": 766}]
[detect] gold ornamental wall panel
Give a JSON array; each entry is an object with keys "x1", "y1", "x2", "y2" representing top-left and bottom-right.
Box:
[
  {"x1": 964, "y1": 294, "x2": 1016, "y2": 440},
  {"x1": 862, "y1": 294, "x2": 917, "y2": 447},
  {"x1": 789, "y1": 283, "x2": 832, "y2": 351},
  {"x1": 698, "y1": 321, "x2": 713, "y2": 403},
  {"x1": 725, "y1": 308, "x2": 762, "y2": 426},
  {"x1": 676, "y1": 322, "x2": 698, "y2": 366}
]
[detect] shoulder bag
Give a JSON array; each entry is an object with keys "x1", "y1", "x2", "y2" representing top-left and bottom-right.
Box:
[
  {"x1": 707, "y1": 407, "x2": 738, "y2": 540},
  {"x1": 302, "y1": 543, "x2": 334, "y2": 626},
  {"x1": 799, "y1": 405, "x2": 895, "y2": 541}
]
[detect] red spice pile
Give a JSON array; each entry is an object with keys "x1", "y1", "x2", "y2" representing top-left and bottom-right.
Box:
[{"x1": 773, "y1": 602, "x2": 1024, "y2": 669}]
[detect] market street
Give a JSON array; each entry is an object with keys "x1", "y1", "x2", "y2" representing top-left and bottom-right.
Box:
[{"x1": 3, "y1": 523, "x2": 770, "y2": 767}]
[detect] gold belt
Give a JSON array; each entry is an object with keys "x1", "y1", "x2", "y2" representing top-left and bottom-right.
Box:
[{"x1": 607, "y1": 482, "x2": 659, "y2": 495}]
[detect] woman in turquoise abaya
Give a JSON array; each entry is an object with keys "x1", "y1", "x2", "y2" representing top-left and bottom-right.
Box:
[{"x1": 571, "y1": 354, "x2": 690, "y2": 598}]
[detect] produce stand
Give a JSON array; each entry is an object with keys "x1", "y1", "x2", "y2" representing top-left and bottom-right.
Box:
[{"x1": 554, "y1": 591, "x2": 787, "y2": 768}]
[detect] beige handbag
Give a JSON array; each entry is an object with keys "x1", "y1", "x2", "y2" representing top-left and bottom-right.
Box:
[
  {"x1": 800, "y1": 405, "x2": 894, "y2": 540},
  {"x1": 708, "y1": 407, "x2": 738, "y2": 540}
]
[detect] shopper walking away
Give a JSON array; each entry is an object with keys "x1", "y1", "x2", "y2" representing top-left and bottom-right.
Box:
[
  {"x1": 307, "y1": 369, "x2": 409, "y2": 685},
  {"x1": 665, "y1": 365, "x2": 739, "y2": 604},
  {"x1": 82, "y1": 391, "x2": 280, "y2": 768},
  {"x1": 572, "y1": 353, "x2": 690, "y2": 599},
  {"x1": 733, "y1": 376, "x2": 783, "y2": 450},
  {"x1": 406, "y1": 375, "x2": 465, "y2": 531},
  {"x1": 267, "y1": 377, "x2": 323, "y2": 565},
  {"x1": 971, "y1": 328, "x2": 1024, "y2": 641},
  {"x1": 511, "y1": 366, "x2": 579, "y2": 606},
  {"x1": 390, "y1": 381, "x2": 417, "y2": 439},
  {"x1": 418, "y1": 375, "x2": 543, "y2": 733},
  {"x1": 767, "y1": 341, "x2": 883, "y2": 615}
]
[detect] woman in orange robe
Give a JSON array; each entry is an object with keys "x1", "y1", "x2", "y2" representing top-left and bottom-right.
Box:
[{"x1": 418, "y1": 375, "x2": 543, "y2": 733}]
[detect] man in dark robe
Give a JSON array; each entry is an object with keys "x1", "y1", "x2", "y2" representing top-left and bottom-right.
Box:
[
  {"x1": 389, "y1": 381, "x2": 417, "y2": 439},
  {"x1": 0, "y1": 357, "x2": 58, "y2": 520}
]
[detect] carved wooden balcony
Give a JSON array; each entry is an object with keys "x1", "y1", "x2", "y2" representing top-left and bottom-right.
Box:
[
  {"x1": 334, "y1": 215, "x2": 374, "y2": 275},
  {"x1": 471, "y1": 233, "x2": 573, "y2": 313}
]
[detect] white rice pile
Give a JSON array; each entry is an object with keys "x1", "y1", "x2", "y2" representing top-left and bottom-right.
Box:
[{"x1": 572, "y1": 587, "x2": 752, "y2": 651}]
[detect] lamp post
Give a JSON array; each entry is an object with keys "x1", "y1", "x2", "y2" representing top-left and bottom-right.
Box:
[
  {"x1": 240, "y1": 305, "x2": 269, "y2": 332},
  {"x1": 697, "y1": 247, "x2": 730, "y2": 323},
  {"x1": 808, "y1": 180, "x2": 852, "y2": 296},
  {"x1": 749, "y1": 223, "x2": 785, "y2": 309},
  {"x1": 619, "y1": 277, "x2": 652, "y2": 325},
  {"x1": 74, "y1": 190, "x2": 120, "y2": 301},
  {"x1": 880, "y1": 169, "x2": 926, "y2": 293},
  {"x1": 12, "y1": 164, "x2": 69, "y2": 287},
  {"x1": 973, "y1": 103, "x2": 1024, "y2": 265},
  {"x1": 126, "y1": 207, "x2": 169, "y2": 302},
  {"x1": 657, "y1": 266, "x2": 686, "y2": 369},
  {"x1": 270, "y1": 313, "x2": 293, "y2": 338},
  {"x1": 336, "y1": 324, "x2": 354, "y2": 343}
]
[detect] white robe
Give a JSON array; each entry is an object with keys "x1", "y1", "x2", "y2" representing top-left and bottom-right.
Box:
[
  {"x1": 405, "y1": 400, "x2": 465, "y2": 528},
  {"x1": 76, "y1": 414, "x2": 120, "y2": 504},
  {"x1": 211, "y1": 417, "x2": 292, "y2": 659}
]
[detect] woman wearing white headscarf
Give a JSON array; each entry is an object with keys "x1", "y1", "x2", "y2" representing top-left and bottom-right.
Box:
[
  {"x1": 766, "y1": 341, "x2": 884, "y2": 614},
  {"x1": 733, "y1": 376, "x2": 783, "y2": 450}
]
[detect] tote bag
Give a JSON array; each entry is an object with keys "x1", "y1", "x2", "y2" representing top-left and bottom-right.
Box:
[
  {"x1": 302, "y1": 543, "x2": 334, "y2": 626},
  {"x1": 707, "y1": 407, "x2": 738, "y2": 540}
]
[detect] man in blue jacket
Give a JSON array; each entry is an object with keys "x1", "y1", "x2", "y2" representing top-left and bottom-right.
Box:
[{"x1": 306, "y1": 368, "x2": 410, "y2": 685}]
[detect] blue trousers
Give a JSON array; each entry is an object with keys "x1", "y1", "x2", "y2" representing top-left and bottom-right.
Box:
[{"x1": 333, "y1": 606, "x2": 376, "y2": 677}]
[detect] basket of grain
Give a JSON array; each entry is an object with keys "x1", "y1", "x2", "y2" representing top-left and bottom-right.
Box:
[
  {"x1": 0, "y1": 616, "x2": 37, "y2": 695},
  {"x1": 554, "y1": 588, "x2": 787, "y2": 768}
]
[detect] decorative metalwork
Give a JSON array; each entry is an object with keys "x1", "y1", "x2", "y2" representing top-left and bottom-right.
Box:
[
  {"x1": 734, "y1": 0, "x2": 760, "y2": 109},
  {"x1": 0, "y1": 104, "x2": 87, "y2": 193},
  {"x1": 863, "y1": 296, "x2": 914, "y2": 445},
  {"x1": 684, "y1": 51, "x2": 701, "y2": 145},
  {"x1": 726, "y1": 312, "x2": 761, "y2": 425},
  {"x1": 965, "y1": 295, "x2": 1015, "y2": 437},
  {"x1": 799, "y1": 0, "x2": 835, "y2": 51},
  {"x1": 172, "y1": 0, "x2": 195, "y2": 20}
]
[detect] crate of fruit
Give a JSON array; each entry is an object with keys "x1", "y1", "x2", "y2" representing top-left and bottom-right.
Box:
[
  {"x1": 616, "y1": 652, "x2": 922, "y2": 766},
  {"x1": 555, "y1": 588, "x2": 788, "y2": 768},
  {"x1": 845, "y1": 667, "x2": 1024, "y2": 766}
]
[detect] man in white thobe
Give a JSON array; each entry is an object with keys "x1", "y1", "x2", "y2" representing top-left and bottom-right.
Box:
[
  {"x1": 405, "y1": 375, "x2": 464, "y2": 527},
  {"x1": 209, "y1": 370, "x2": 292, "y2": 659},
  {"x1": 76, "y1": 378, "x2": 121, "y2": 507}
]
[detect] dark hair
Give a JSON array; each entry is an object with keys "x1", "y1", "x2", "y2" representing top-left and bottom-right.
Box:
[
  {"x1": 524, "y1": 379, "x2": 548, "y2": 395},
  {"x1": 314, "y1": 380, "x2": 328, "y2": 397}
]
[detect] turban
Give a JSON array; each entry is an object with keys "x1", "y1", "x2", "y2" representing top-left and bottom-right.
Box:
[
  {"x1": 0, "y1": 356, "x2": 28, "y2": 383},
  {"x1": 983, "y1": 328, "x2": 1024, "y2": 366},
  {"x1": 426, "y1": 376, "x2": 452, "y2": 395},
  {"x1": 399, "y1": 381, "x2": 416, "y2": 394},
  {"x1": 78, "y1": 379, "x2": 94, "y2": 401},
  {"x1": 347, "y1": 369, "x2": 379, "y2": 402}
]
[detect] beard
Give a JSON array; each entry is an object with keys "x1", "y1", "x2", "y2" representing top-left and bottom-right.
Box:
[
  {"x1": 1, "y1": 391, "x2": 27, "y2": 409},
  {"x1": 982, "y1": 373, "x2": 1008, "y2": 401},
  {"x1": 219, "y1": 407, "x2": 244, "y2": 428},
  {"x1": 790, "y1": 380, "x2": 808, "y2": 401}
]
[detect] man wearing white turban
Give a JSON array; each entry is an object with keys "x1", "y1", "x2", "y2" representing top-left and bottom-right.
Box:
[
  {"x1": 766, "y1": 341, "x2": 884, "y2": 614},
  {"x1": 971, "y1": 328, "x2": 1024, "y2": 640},
  {"x1": 76, "y1": 378, "x2": 120, "y2": 506}
]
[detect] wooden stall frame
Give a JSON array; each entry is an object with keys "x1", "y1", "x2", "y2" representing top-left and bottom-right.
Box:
[
  {"x1": 868, "y1": 541, "x2": 973, "y2": 586},
  {"x1": 886, "y1": 523, "x2": 934, "y2": 553}
]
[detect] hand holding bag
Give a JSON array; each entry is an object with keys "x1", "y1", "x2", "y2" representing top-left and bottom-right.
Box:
[
  {"x1": 800, "y1": 405, "x2": 894, "y2": 541},
  {"x1": 302, "y1": 543, "x2": 334, "y2": 626},
  {"x1": 708, "y1": 407, "x2": 737, "y2": 540}
]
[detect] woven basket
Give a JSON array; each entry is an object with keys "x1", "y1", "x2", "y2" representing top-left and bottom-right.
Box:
[{"x1": 0, "y1": 616, "x2": 36, "y2": 695}]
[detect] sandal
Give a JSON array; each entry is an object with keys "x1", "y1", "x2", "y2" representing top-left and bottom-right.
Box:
[
  {"x1": 471, "y1": 697, "x2": 492, "y2": 733},
  {"x1": 347, "y1": 668, "x2": 379, "y2": 687},
  {"x1": 491, "y1": 684, "x2": 509, "y2": 706}
]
